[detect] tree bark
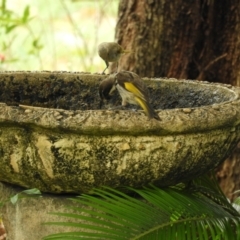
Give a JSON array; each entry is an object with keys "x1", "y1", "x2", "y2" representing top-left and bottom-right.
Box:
[
  {"x1": 115, "y1": 0, "x2": 240, "y2": 200},
  {"x1": 216, "y1": 143, "x2": 240, "y2": 200},
  {"x1": 115, "y1": 0, "x2": 240, "y2": 83}
]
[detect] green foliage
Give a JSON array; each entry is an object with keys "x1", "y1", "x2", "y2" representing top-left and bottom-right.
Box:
[
  {"x1": 43, "y1": 174, "x2": 240, "y2": 240},
  {"x1": 0, "y1": 0, "x2": 118, "y2": 71},
  {"x1": 0, "y1": 188, "x2": 41, "y2": 211},
  {"x1": 0, "y1": 0, "x2": 43, "y2": 69},
  {"x1": 232, "y1": 190, "x2": 240, "y2": 214}
]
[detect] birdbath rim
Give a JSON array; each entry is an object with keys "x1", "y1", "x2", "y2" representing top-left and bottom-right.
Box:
[{"x1": 0, "y1": 71, "x2": 240, "y2": 136}]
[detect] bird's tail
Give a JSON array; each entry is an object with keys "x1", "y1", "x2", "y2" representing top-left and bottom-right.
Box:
[{"x1": 135, "y1": 97, "x2": 160, "y2": 120}]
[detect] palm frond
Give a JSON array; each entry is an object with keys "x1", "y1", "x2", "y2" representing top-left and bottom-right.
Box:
[{"x1": 43, "y1": 174, "x2": 240, "y2": 240}]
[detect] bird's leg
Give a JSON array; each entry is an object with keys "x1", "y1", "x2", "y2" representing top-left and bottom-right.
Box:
[
  {"x1": 107, "y1": 98, "x2": 128, "y2": 110},
  {"x1": 102, "y1": 61, "x2": 109, "y2": 74},
  {"x1": 116, "y1": 62, "x2": 119, "y2": 73},
  {"x1": 99, "y1": 99, "x2": 104, "y2": 109},
  {"x1": 109, "y1": 99, "x2": 128, "y2": 110},
  {"x1": 110, "y1": 105, "x2": 126, "y2": 110},
  {"x1": 121, "y1": 99, "x2": 128, "y2": 107}
]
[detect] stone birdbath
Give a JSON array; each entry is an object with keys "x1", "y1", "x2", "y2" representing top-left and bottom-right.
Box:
[{"x1": 0, "y1": 71, "x2": 240, "y2": 194}]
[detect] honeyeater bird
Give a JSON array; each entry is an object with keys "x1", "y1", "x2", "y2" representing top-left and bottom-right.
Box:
[
  {"x1": 98, "y1": 42, "x2": 130, "y2": 74},
  {"x1": 99, "y1": 70, "x2": 160, "y2": 120}
]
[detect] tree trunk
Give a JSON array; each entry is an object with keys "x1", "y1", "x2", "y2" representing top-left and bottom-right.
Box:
[
  {"x1": 115, "y1": 0, "x2": 240, "y2": 82},
  {"x1": 216, "y1": 144, "x2": 240, "y2": 200},
  {"x1": 115, "y1": 0, "x2": 240, "y2": 200}
]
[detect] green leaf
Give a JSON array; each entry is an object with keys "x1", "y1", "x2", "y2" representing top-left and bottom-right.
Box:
[
  {"x1": 1, "y1": 0, "x2": 6, "y2": 12},
  {"x1": 21, "y1": 188, "x2": 41, "y2": 195},
  {"x1": 232, "y1": 199, "x2": 240, "y2": 214},
  {"x1": 32, "y1": 38, "x2": 43, "y2": 50},
  {"x1": 9, "y1": 189, "x2": 41, "y2": 204},
  {"x1": 233, "y1": 190, "x2": 240, "y2": 195},
  {"x1": 43, "y1": 175, "x2": 240, "y2": 240},
  {"x1": 22, "y1": 5, "x2": 30, "y2": 23},
  {"x1": 10, "y1": 194, "x2": 19, "y2": 205},
  {"x1": 5, "y1": 24, "x2": 17, "y2": 34}
]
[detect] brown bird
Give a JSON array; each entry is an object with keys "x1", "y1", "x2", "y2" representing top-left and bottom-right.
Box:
[
  {"x1": 98, "y1": 42, "x2": 130, "y2": 74},
  {"x1": 99, "y1": 71, "x2": 160, "y2": 120}
]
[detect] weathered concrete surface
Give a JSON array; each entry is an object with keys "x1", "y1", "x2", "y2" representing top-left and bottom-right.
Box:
[
  {"x1": 0, "y1": 71, "x2": 240, "y2": 193},
  {"x1": 0, "y1": 182, "x2": 79, "y2": 240}
]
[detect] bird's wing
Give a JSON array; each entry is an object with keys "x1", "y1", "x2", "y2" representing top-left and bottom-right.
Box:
[{"x1": 116, "y1": 71, "x2": 149, "y2": 101}]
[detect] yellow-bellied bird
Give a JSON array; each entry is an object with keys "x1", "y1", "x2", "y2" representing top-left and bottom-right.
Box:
[
  {"x1": 98, "y1": 42, "x2": 130, "y2": 74},
  {"x1": 99, "y1": 71, "x2": 160, "y2": 120}
]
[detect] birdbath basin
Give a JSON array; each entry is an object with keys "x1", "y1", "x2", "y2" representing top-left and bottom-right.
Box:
[{"x1": 0, "y1": 71, "x2": 240, "y2": 193}]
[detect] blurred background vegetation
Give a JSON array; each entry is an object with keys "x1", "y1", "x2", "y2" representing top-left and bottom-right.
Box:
[{"x1": 0, "y1": 0, "x2": 118, "y2": 72}]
